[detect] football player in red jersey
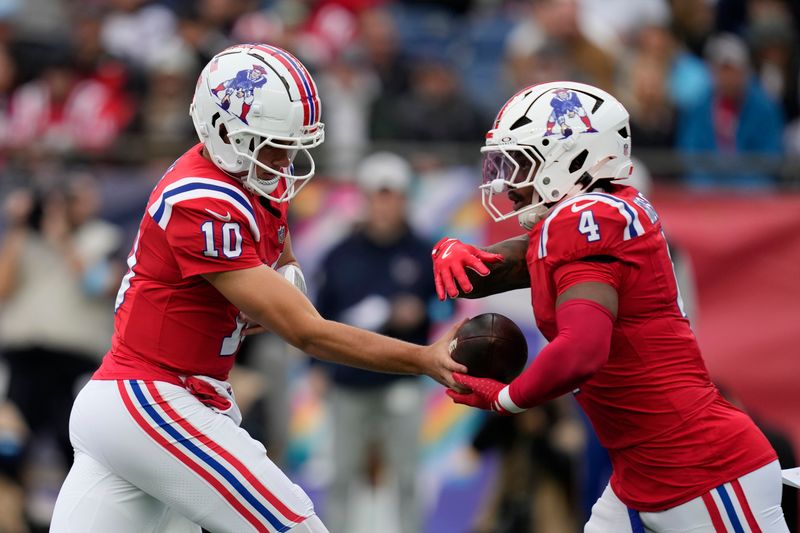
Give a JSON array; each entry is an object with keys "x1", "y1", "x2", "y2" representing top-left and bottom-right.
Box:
[
  {"x1": 433, "y1": 82, "x2": 789, "y2": 532},
  {"x1": 50, "y1": 44, "x2": 465, "y2": 533}
]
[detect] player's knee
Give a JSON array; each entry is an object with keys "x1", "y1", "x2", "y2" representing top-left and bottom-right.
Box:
[{"x1": 287, "y1": 514, "x2": 329, "y2": 533}]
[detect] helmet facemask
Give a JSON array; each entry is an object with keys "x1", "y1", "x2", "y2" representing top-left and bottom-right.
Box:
[
  {"x1": 228, "y1": 125, "x2": 324, "y2": 202},
  {"x1": 480, "y1": 145, "x2": 550, "y2": 229}
]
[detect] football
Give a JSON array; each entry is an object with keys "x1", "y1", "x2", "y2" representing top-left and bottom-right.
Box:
[{"x1": 449, "y1": 313, "x2": 528, "y2": 383}]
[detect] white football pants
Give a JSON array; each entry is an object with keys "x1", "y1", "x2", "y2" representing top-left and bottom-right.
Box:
[
  {"x1": 585, "y1": 460, "x2": 788, "y2": 532},
  {"x1": 50, "y1": 379, "x2": 329, "y2": 533}
]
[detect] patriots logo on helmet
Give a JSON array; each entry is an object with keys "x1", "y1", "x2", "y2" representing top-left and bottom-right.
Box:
[
  {"x1": 210, "y1": 65, "x2": 268, "y2": 124},
  {"x1": 545, "y1": 88, "x2": 598, "y2": 139}
]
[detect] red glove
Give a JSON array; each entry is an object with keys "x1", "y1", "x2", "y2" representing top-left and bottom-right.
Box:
[
  {"x1": 431, "y1": 237, "x2": 503, "y2": 300},
  {"x1": 446, "y1": 373, "x2": 518, "y2": 415}
]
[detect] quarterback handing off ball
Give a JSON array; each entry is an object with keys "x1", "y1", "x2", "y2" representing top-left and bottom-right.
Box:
[{"x1": 449, "y1": 313, "x2": 527, "y2": 383}]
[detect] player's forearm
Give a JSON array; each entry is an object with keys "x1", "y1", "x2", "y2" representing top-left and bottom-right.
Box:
[
  {"x1": 506, "y1": 299, "x2": 612, "y2": 409},
  {"x1": 206, "y1": 265, "x2": 425, "y2": 376},
  {"x1": 461, "y1": 235, "x2": 531, "y2": 299},
  {"x1": 299, "y1": 319, "x2": 425, "y2": 376}
]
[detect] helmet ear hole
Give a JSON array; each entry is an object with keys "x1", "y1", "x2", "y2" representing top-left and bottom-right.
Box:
[
  {"x1": 569, "y1": 149, "x2": 589, "y2": 174},
  {"x1": 219, "y1": 124, "x2": 232, "y2": 145}
]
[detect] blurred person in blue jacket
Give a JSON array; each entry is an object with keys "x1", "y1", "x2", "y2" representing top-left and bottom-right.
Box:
[
  {"x1": 313, "y1": 152, "x2": 440, "y2": 533},
  {"x1": 676, "y1": 33, "x2": 784, "y2": 187}
]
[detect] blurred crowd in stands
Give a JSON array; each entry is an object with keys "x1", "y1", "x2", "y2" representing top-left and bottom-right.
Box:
[
  {"x1": 0, "y1": 0, "x2": 799, "y2": 532},
  {"x1": 0, "y1": 0, "x2": 797, "y2": 186}
]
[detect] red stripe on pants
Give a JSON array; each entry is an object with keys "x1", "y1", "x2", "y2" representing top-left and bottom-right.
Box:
[
  {"x1": 732, "y1": 479, "x2": 762, "y2": 533},
  {"x1": 702, "y1": 491, "x2": 728, "y2": 532}
]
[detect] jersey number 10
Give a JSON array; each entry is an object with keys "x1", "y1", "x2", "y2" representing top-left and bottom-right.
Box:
[{"x1": 201, "y1": 221, "x2": 243, "y2": 258}]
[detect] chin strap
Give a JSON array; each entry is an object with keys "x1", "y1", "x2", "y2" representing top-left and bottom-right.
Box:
[{"x1": 517, "y1": 210, "x2": 545, "y2": 230}]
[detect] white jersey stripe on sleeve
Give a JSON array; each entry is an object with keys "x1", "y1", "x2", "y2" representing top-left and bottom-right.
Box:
[
  {"x1": 148, "y1": 178, "x2": 260, "y2": 241},
  {"x1": 538, "y1": 192, "x2": 645, "y2": 258}
]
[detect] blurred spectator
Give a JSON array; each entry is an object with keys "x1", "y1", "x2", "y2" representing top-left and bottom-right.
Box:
[
  {"x1": 616, "y1": 22, "x2": 711, "y2": 149},
  {"x1": 313, "y1": 153, "x2": 437, "y2": 533},
  {"x1": 230, "y1": 9, "x2": 288, "y2": 50},
  {"x1": 0, "y1": 176, "x2": 123, "y2": 528},
  {"x1": 629, "y1": 23, "x2": 711, "y2": 113},
  {"x1": 618, "y1": 55, "x2": 677, "y2": 149},
  {"x1": 71, "y1": 8, "x2": 142, "y2": 101},
  {"x1": 293, "y1": 1, "x2": 361, "y2": 67},
  {"x1": 176, "y1": 6, "x2": 231, "y2": 68},
  {"x1": 470, "y1": 400, "x2": 584, "y2": 533},
  {"x1": 6, "y1": 0, "x2": 68, "y2": 49},
  {"x1": 316, "y1": 46, "x2": 380, "y2": 179},
  {"x1": 0, "y1": 394, "x2": 28, "y2": 533},
  {"x1": 748, "y1": 6, "x2": 799, "y2": 121},
  {"x1": 505, "y1": 0, "x2": 616, "y2": 91},
  {"x1": 503, "y1": 41, "x2": 575, "y2": 100},
  {"x1": 358, "y1": 7, "x2": 413, "y2": 97},
  {"x1": 370, "y1": 56, "x2": 485, "y2": 142},
  {"x1": 194, "y1": 0, "x2": 252, "y2": 30},
  {"x1": 676, "y1": 33, "x2": 784, "y2": 187},
  {"x1": 670, "y1": 0, "x2": 716, "y2": 56},
  {"x1": 4, "y1": 50, "x2": 134, "y2": 155},
  {"x1": 399, "y1": 0, "x2": 474, "y2": 16},
  {"x1": 576, "y1": 0, "x2": 670, "y2": 55},
  {"x1": 140, "y1": 40, "x2": 198, "y2": 144},
  {"x1": 100, "y1": 0, "x2": 179, "y2": 72},
  {"x1": 784, "y1": 120, "x2": 800, "y2": 158},
  {"x1": 0, "y1": 42, "x2": 16, "y2": 150}
]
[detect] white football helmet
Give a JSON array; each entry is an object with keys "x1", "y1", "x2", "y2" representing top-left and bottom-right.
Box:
[
  {"x1": 190, "y1": 44, "x2": 325, "y2": 202},
  {"x1": 481, "y1": 82, "x2": 633, "y2": 229}
]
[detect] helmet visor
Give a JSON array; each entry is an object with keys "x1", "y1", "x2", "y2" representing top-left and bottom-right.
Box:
[
  {"x1": 479, "y1": 146, "x2": 545, "y2": 223},
  {"x1": 480, "y1": 147, "x2": 541, "y2": 189}
]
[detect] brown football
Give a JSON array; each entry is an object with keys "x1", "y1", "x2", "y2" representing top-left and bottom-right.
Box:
[{"x1": 450, "y1": 313, "x2": 528, "y2": 383}]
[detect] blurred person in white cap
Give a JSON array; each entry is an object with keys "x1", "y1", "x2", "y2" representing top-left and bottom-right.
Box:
[{"x1": 312, "y1": 151, "x2": 440, "y2": 533}]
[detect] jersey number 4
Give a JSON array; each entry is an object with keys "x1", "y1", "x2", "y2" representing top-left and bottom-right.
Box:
[{"x1": 578, "y1": 211, "x2": 601, "y2": 242}]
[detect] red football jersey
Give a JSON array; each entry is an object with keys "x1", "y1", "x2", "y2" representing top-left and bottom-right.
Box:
[
  {"x1": 526, "y1": 184, "x2": 776, "y2": 511},
  {"x1": 94, "y1": 144, "x2": 289, "y2": 384}
]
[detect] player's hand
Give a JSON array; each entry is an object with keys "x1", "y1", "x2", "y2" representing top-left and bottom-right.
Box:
[
  {"x1": 446, "y1": 373, "x2": 511, "y2": 415},
  {"x1": 423, "y1": 319, "x2": 469, "y2": 390},
  {"x1": 432, "y1": 237, "x2": 503, "y2": 301}
]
